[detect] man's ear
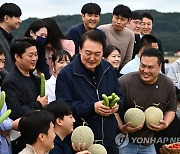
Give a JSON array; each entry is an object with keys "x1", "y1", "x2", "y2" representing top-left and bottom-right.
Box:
[
  {"x1": 56, "y1": 118, "x2": 63, "y2": 126},
  {"x1": 14, "y1": 54, "x2": 21, "y2": 62},
  {"x1": 127, "y1": 18, "x2": 131, "y2": 25},
  {"x1": 81, "y1": 14, "x2": 85, "y2": 21},
  {"x1": 4, "y1": 15, "x2": 10, "y2": 23},
  {"x1": 38, "y1": 133, "x2": 45, "y2": 142},
  {"x1": 139, "y1": 47, "x2": 145, "y2": 55}
]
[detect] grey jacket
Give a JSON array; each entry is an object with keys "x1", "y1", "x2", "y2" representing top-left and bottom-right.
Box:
[{"x1": 0, "y1": 30, "x2": 13, "y2": 72}]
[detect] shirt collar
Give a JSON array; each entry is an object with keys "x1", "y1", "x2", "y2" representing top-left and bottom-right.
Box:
[{"x1": 0, "y1": 27, "x2": 13, "y2": 43}]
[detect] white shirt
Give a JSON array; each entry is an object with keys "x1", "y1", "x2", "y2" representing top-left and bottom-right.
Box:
[{"x1": 45, "y1": 75, "x2": 56, "y2": 103}]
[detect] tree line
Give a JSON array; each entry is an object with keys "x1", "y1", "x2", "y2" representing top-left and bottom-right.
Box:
[{"x1": 12, "y1": 10, "x2": 180, "y2": 53}]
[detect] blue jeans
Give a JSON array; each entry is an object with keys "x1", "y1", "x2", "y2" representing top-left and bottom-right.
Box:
[{"x1": 119, "y1": 142, "x2": 156, "y2": 154}]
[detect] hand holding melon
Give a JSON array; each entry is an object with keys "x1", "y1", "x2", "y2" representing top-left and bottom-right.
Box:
[
  {"x1": 71, "y1": 125, "x2": 94, "y2": 150},
  {"x1": 145, "y1": 106, "x2": 166, "y2": 131},
  {"x1": 89, "y1": 144, "x2": 107, "y2": 154},
  {"x1": 124, "y1": 102, "x2": 164, "y2": 132},
  {"x1": 123, "y1": 103, "x2": 145, "y2": 133}
]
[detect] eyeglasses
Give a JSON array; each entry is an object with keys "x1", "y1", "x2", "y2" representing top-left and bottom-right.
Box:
[{"x1": 132, "y1": 21, "x2": 142, "y2": 25}]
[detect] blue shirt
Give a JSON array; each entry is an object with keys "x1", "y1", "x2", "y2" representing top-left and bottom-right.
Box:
[
  {"x1": 120, "y1": 55, "x2": 140, "y2": 74},
  {"x1": 0, "y1": 101, "x2": 13, "y2": 154},
  {"x1": 49, "y1": 134, "x2": 73, "y2": 154}
]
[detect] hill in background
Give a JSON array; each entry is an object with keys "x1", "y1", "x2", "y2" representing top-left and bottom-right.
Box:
[{"x1": 12, "y1": 10, "x2": 180, "y2": 53}]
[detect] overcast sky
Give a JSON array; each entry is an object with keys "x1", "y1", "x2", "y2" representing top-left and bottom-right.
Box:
[{"x1": 1, "y1": 0, "x2": 180, "y2": 20}]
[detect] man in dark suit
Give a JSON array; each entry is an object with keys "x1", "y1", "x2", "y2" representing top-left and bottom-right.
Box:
[
  {"x1": 126, "y1": 11, "x2": 142, "y2": 59},
  {"x1": 0, "y1": 3, "x2": 22, "y2": 72}
]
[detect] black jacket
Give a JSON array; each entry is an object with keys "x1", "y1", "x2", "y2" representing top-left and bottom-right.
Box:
[{"x1": 1, "y1": 66, "x2": 43, "y2": 120}]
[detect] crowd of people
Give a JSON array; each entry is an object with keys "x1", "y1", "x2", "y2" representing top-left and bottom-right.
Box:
[{"x1": 0, "y1": 2, "x2": 179, "y2": 154}]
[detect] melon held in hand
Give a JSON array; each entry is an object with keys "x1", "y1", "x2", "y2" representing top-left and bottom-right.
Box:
[
  {"x1": 145, "y1": 106, "x2": 163, "y2": 126},
  {"x1": 124, "y1": 108, "x2": 145, "y2": 128},
  {"x1": 90, "y1": 144, "x2": 107, "y2": 154},
  {"x1": 71, "y1": 125, "x2": 94, "y2": 150}
]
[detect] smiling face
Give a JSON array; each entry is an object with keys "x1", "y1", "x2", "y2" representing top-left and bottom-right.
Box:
[
  {"x1": 5, "y1": 16, "x2": 21, "y2": 31},
  {"x1": 54, "y1": 55, "x2": 70, "y2": 76},
  {"x1": 139, "y1": 56, "x2": 161, "y2": 84},
  {"x1": 126, "y1": 19, "x2": 142, "y2": 34},
  {"x1": 41, "y1": 122, "x2": 55, "y2": 152},
  {"x1": 140, "y1": 17, "x2": 153, "y2": 35},
  {"x1": 60, "y1": 114, "x2": 75, "y2": 136},
  {"x1": 15, "y1": 46, "x2": 38, "y2": 75},
  {"x1": 80, "y1": 38, "x2": 103, "y2": 72},
  {"x1": 82, "y1": 13, "x2": 100, "y2": 30},
  {"x1": 106, "y1": 49, "x2": 121, "y2": 70}
]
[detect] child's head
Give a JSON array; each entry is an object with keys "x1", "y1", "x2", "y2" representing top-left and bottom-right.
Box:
[
  {"x1": 52, "y1": 50, "x2": 72, "y2": 76},
  {"x1": 45, "y1": 100, "x2": 75, "y2": 136}
]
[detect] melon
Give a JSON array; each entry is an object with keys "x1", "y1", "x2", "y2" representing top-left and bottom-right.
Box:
[
  {"x1": 90, "y1": 144, "x2": 107, "y2": 154},
  {"x1": 124, "y1": 108, "x2": 145, "y2": 128},
  {"x1": 145, "y1": 106, "x2": 163, "y2": 126},
  {"x1": 71, "y1": 126, "x2": 94, "y2": 150}
]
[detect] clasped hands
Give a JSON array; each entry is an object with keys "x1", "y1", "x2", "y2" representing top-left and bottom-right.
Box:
[{"x1": 94, "y1": 100, "x2": 119, "y2": 116}]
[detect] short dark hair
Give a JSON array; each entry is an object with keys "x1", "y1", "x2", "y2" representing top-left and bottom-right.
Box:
[
  {"x1": 81, "y1": 3, "x2": 101, "y2": 15},
  {"x1": 139, "y1": 34, "x2": 158, "y2": 51},
  {"x1": 10, "y1": 37, "x2": 37, "y2": 62},
  {"x1": 52, "y1": 50, "x2": 72, "y2": 64},
  {"x1": 140, "y1": 48, "x2": 163, "y2": 65},
  {"x1": 113, "y1": 4, "x2": 132, "y2": 19},
  {"x1": 80, "y1": 30, "x2": 106, "y2": 50},
  {"x1": 0, "y1": 3, "x2": 21, "y2": 22},
  {"x1": 24, "y1": 19, "x2": 46, "y2": 37},
  {"x1": 141, "y1": 12, "x2": 153, "y2": 23},
  {"x1": 45, "y1": 100, "x2": 72, "y2": 120},
  {"x1": 103, "y1": 45, "x2": 121, "y2": 58},
  {"x1": 18, "y1": 110, "x2": 55, "y2": 145},
  {"x1": 0, "y1": 46, "x2": 5, "y2": 56},
  {"x1": 131, "y1": 11, "x2": 142, "y2": 20}
]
